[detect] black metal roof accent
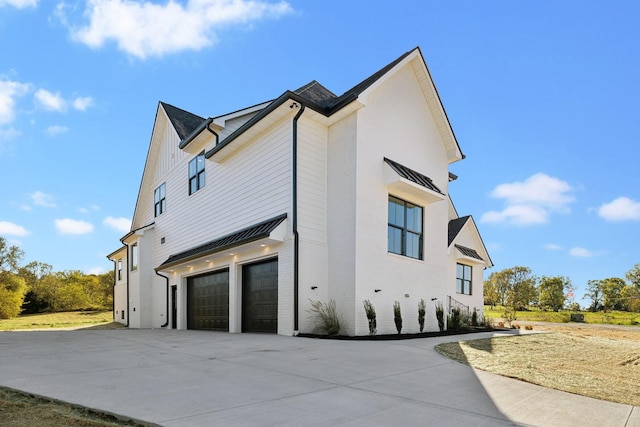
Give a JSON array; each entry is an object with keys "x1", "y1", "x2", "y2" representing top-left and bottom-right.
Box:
[
  {"x1": 160, "y1": 102, "x2": 205, "y2": 140},
  {"x1": 384, "y1": 158, "x2": 443, "y2": 194},
  {"x1": 157, "y1": 214, "x2": 287, "y2": 269},
  {"x1": 448, "y1": 216, "x2": 470, "y2": 246},
  {"x1": 455, "y1": 244, "x2": 484, "y2": 261}
]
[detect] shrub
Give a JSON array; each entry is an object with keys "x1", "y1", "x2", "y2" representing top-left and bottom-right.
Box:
[
  {"x1": 393, "y1": 300, "x2": 402, "y2": 334},
  {"x1": 525, "y1": 324, "x2": 533, "y2": 330},
  {"x1": 363, "y1": 299, "x2": 377, "y2": 335},
  {"x1": 512, "y1": 323, "x2": 520, "y2": 329},
  {"x1": 447, "y1": 307, "x2": 462, "y2": 331},
  {"x1": 496, "y1": 321, "x2": 505, "y2": 328},
  {"x1": 435, "y1": 301, "x2": 445, "y2": 332},
  {"x1": 418, "y1": 299, "x2": 426, "y2": 332},
  {"x1": 471, "y1": 308, "x2": 478, "y2": 327},
  {"x1": 307, "y1": 299, "x2": 341, "y2": 335}
]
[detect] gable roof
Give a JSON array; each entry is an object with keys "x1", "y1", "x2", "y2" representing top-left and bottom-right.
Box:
[
  {"x1": 180, "y1": 47, "x2": 462, "y2": 161},
  {"x1": 384, "y1": 158, "x2": 443, "y2": 194},
  {"x1": 448, "y1": 216, "x2": 494, "y2": 267},
  {"x1": 448, "y1": 216, "x2": 470, "y2": 246},
  {"x1": 160, "y1": 102, "x2": 205, "y2": 140},
  {"x1": 157, "y1": 214, "x2": 287, "y2": 270}
]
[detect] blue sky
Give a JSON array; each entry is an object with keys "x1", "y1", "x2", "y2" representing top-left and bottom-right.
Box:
[{"x1": 1, "y1": 1, "x2": 638, "y2": 307}]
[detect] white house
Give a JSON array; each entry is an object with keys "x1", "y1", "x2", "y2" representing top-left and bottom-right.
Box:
[{"x1": 107, "y1": 47, "x2": 492, "y2": 336}]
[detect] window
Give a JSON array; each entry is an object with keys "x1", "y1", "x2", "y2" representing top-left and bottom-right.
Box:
[
  {"x1": 131, "y1": 244, "x2": 138, "y2": 271},
  {"x1": 456, "y1": 263, "x2": 472, "y2": 295},
  {"x1": 117, "y1": 259, "x2": 122, "y2": 281},
  {"x1": 388, "y1": 195, "x2": 423, "y2": 259},
  {"x1": 154, "y1": 183, "x2": 166, "y2": 217},
  {"x1": 188, "y1": 152, "x2": 205, "y2": 195}
]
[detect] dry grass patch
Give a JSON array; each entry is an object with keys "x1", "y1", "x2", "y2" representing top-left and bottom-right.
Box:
[
  {"x1": 0, "y1": 311, "x2": 116, "y2": 331},
  {"x1": 0, "y1": 387, "x2": 145, "y2": 427},
  {"x1": 436, "y1": 325, "x2": 640, "y2": 406}
]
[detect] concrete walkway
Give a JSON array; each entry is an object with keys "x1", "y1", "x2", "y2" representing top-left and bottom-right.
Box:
[{"x1": 0, "y1": 329, "x2": 637, "y2": 426}]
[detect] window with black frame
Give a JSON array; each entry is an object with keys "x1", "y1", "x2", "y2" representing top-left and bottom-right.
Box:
[
  {"x1": 188, "y1": 152, "x2": 205, "y2": 195},
  {"x1": 154, "y1": 183, "x2": 166, "y2": 216},
  {"x1": 456, "y1": 263, "x2": 472, "y2": 295},
  {"x1": 388, "y1": 195, "x2": 423, "y2": 259}
]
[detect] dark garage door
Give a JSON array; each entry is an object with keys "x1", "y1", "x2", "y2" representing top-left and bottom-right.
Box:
[
  {"x1": 243, "y1": 258, "x2": 278, "y2": 333},
  {"x1": 187, "y1": 269, "x2": 229, "y2": 331}
]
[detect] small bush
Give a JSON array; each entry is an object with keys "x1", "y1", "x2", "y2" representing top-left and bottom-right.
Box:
[
  {"x1": 418, "y1": 299, "x2": 426, "y2": 332},
  {"x1": 393, "y1": 300, "x2": 402, "y2": 334},
  {"x1": 512, "y1": 323, "x2": 520, "y2": 329},
  {"x1": 363, "y1": 299, "x2": 377, "y2": 335},
  {"x1": 307, "y1": 299, "x2": 341, "y2": 336},
  {"x1": 435, "y1": 301, "x2": 445, "y2": 332},
  {"x1": 447, "y1": 307, "x2": 462, "y2": 331},
  {"x1": 471, "y1": 308, "x2": 478, "y2": 327},
  {"x1": 525, "y1": 324, "x2": 533, "y2": 330},
  {"x1": 496, "y1": 321, "x2": 505, "y2": 328}
]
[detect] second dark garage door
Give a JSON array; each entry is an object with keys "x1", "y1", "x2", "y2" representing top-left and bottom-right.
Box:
[
  {"x1": 187, "y1": 269, "x2": 229, "y2": 331},
  {"x1": 242, "y1": 258, "x2": 278, "y2": 333}
]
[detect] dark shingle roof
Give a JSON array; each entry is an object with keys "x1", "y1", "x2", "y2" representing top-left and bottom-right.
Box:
[
  {"x1": 157, "y1": 214, "x2": 286, "y2": 269},
  {"x1": 384, "y1": 158, "x2": 443, "y2": 194},
  {"x1": 455, "y1": 244, "x2": 484, "y2": 261},
  {"x1": 448, "y1": 216, "x2": 470, "y2": 246},
  {"x1": 160, "y1": 102, "x2": 205, "y2": 140}
]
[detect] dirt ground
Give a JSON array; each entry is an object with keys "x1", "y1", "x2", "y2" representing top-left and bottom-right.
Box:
[{"x1": 436, "y1": 322, "x2": 640, "y2": 406}]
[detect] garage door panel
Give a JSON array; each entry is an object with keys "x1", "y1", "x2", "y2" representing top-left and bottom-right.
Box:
[
  {"x1": 187, "y1": 269, "x2": 229, "y2": 331},
  {"x1": 243, "y1": 258, "x2": 278, "y2": 333}
]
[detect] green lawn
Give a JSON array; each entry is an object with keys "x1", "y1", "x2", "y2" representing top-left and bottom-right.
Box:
[
  {"x1": 484, "y1": 306, "x2": 640, "y2": 326},
  {"x1": 0, "y1": 311, "x2": 117, "y2": 331}
]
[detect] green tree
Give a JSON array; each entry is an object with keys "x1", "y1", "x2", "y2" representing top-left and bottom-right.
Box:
[
  {"x1": 0, "y1": 237, "x2": 26, "y2": 318},
  {"x1": 584, "y1": 279, "x2": 603, "y2": 312},
  {"x1": 19, "y1": 261, "x2": 54, "y2": 313},
  {"x1": 621, "y1": 285, "x2": 640, "y2": 313},
  {"x1": 538, "y1": 276, "x2": 572, "y2": 312},
  {"x1": 600, "y1": 277, "x2": 627, "y2": 311},
  {"x1": 483, "y1": 274, "x2": 499, "y2": 307},
  {"x1": 489, "y1": 266, "x2": 538, "y2": 311},
  {"x1": 626, "y1": 263, "x2": 640, "y2": 289}
]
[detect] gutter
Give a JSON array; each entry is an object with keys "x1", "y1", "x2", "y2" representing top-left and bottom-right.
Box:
[
  {"x1": 155, "y1": 270, "x2": 170, "y2": 328},
  {"x1": 179, "y1": 117, "x2": 214, "y2": 150},
  {"x1": 292, "y1": 101, "x2": 305, "y2": 334}
]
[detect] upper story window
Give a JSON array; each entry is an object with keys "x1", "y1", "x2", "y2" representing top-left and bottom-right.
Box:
[
  {"x1": 154, "y1": 183, "x2": 166, "y2": 217},
  {"x1": 456, "y1": 263, "x2": 472, "y2": 295},
  {"x1": 117, "y1": 259, "x2": 122, "y2": 281},
  {"x1": 131, "y1": 244, "x2": 138, "y2": 271},
  {"x1": 388, "y1": 195, "x2": 423, "y2": 260},
  {"x1": 188, "y1": 152, "x2": 205, "y2": 195}
]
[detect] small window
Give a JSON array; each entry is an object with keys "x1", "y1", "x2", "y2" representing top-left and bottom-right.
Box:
[
  {"x1": 188, "y1": 152, "x2": 205, "y2": 195},
  {"x1": 456, "y1": 263, "x2": 472, "y2": 295},
  {"x1": 154, "y1": 183, "x2": 166, "y2": 217},
  {"x1": 388, "y1": 195, "x2": 423, "y2": 259},
  {"x1": 117, "y1": 259, "x2": 122, "y2": 281},
  {"x1": 131, "y1": 244, "x2": 138, "y2": 271}
]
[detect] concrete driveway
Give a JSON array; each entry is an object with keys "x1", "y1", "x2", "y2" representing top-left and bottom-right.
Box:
[{"x1": 0, "y1": 329, "x2": 637, "y2": 426}]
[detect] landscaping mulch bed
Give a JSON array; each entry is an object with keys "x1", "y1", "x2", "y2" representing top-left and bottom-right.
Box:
[
  {"x1": 298, "y1": 326, "x2": 496, "y2": 340},
  {"x1": 436, "y1": 323, "x2": 640, "y2": 406}
]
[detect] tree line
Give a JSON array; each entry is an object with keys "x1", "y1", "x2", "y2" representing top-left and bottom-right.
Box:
[
  {"x1": 0, "y1": 237, "x2": 113, "y2": 319},
  {"x1": 484, "y1": 264, "x2": 640, "y2": 313}
]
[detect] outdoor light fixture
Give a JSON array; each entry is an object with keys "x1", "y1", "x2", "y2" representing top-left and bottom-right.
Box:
[
  {"x1": 431, "y1": 297, "x2": 437, "y2": 301},
  {"x1": 374, "y1": 289, "x2": 381, "y2": 293},
  {"x1": 311, "y1": 286, "x2": 318, "y2": 290}
]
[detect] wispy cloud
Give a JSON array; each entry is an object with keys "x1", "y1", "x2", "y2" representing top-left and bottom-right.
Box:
[
  {"x1": 0, "y1": 0, "x2": 37, "y2": 8},
  {"x1": 103, "y1": 216, "x2": 131, "y2": 233},
  {"x1": 61, "y1": 0, "x2": 293, "y2": 59},
  {"x1": 35, "y1": 89, "x2": 66, "y2": 112},
  {"x1": 78, "y1": 204, "x2": 100, "y2": 214},
  {"x1": 55, "y1": 218, "x2": 94, "y2": 235},
  {"x1": 0, "y1": 78, "x2": 31, "y2": 124},
  {"x1": 72, "y1": 96, "x2": 94, "y2": 111},
  {"x1": 481, "y1": 173, "x2": 575, "y2": 226},
  {"x1": 45, "y1": 125, "x2": 69, "y2": 136},
  {"x1": 569, "y1": 247, "x2": 594, "y2": 258},
  {"x1": 30, "y1": 191, "x2": 56, "y2": 208},
  {"x1": 544, "y1": 243, "x2": 563, "y2": 251},
  {"x1": 597, "y1": 197, "x2": 640, "y2": 222},
  {"x1": 0, "y1": 220, "x2": 29, "y2": 236}
]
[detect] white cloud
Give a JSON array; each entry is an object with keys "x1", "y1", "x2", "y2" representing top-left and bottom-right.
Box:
[
  {"x1": 0, "y1": 78, "x2": 30, "y2": 124},
  {"x1": 569, "y1": 247, "x2": 594, "y2": 258},
  {"x1": 78, "y1": 204, "x2": 100, "y2": 214},
  {"x1": 86, "y1": 266, "x2": 108, "y2": 275},
  {"x1": 544, "y1": 243, "x2": 563, "y2": 251},
  {"x1": 30, "y1": 191, "x2": 56, "y2": 208},
  {"x1": 55, "y1": 218, "x2": 94, "y2": 235},
  {"x1": 481, "y1": 173, "x2": 574, "y2": 226},
  {"x1": 45, "y1": 125, "x2": 69, "y2": 136},
  {"x1": 597, "y1": 197, "x2": 640, "y2": 222},
  {"x1": 35, "y1": 89, "x2": 66, "y2": 112},
  {"x1": 0, "y1": 221, "x2": 29, "y2": 236},
  {"x1": 103, "y1": 216, "x2": 131, "y2": 233},
  {"x1": 72, "y1": 96, "x2": 94, "y2": 111},
  {"x1": 65, "y1": 0, "x2": 293, "y2": 59},
  {"x1": 0, "y1": 0, "x2": 37, "y2": 8}
]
